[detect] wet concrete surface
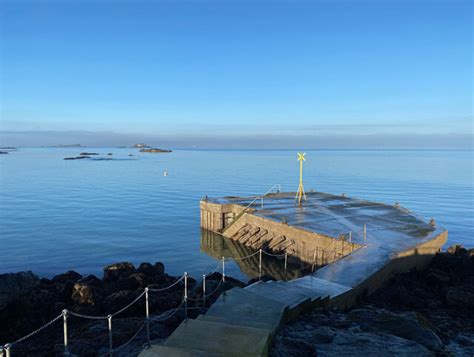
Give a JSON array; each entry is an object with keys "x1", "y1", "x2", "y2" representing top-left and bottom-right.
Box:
[{"x1": 212, "y1": 192, "x2": 447, "y2": 288}]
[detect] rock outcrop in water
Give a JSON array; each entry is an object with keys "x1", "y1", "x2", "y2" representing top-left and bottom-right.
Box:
[
  {"x1": 139, "y1": 148, "x2": 172, "y2": 153},
  {"x1": 271, "y1": 245, "x2": 474, "y2": 356},
  {"x1": 0, "y1": 261, "x2": 243, "y2": 355}
]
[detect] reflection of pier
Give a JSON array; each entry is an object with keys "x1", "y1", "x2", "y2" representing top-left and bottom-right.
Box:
[{"x1": 200, "y1": 229, "x2": 309, "y2": 281}]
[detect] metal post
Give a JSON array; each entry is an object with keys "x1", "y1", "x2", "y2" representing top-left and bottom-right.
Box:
[
  {"x1": 62, "y1": 309, "x2": 69, "y2": 356},
  {"x1": 107, "y1": 314, "x2": 113, "y2": 356},
  {"x1": 145, "y1": 288, "x2": 150, "y2": 348},
  {"x1": 184, "y1": 272, "x2": 188, "y2": 320},
  {"x1": 258, "y1": 249, "x2": 262, "y2": 280},
  {"x1": 4, "y1": 344, "x2": 10, "y2": 357},
  {"x1": 221, "y1": 257, "x2": 225, "y2": 282},
  {"x1": 364, "y1": 224, "x2": 367, "y2": 244},
  {"x1": 284, "y1": 252, "x2": 288, "y2": 272},
  {"x1": 202, "y1": 274, "x2": 206, "y2": 305},
  {"x1": 349, "y1": 230, "x2": 352, "y2": 243}
]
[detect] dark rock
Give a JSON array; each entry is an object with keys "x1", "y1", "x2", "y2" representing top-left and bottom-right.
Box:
[
  {"x1": 107, "y1": 153, "x2": 113, "y2": 155},
  {"x1": 137, "y1": 262, "x2": 156, "y2": 276},
  {"x1": 445, "y1": 288, "x2": 474, "y2": 308},
  {"x1": 139, "y1": 148, "x2": 172, "y2": 153},
  {"x1": 315, "y1": 331, "x2": 432, "y2": 356},
  {"x1": 0, "y1": 151, "x2": 9, "y2": 154},
  {"x1": 272, "y1": 336, "x2": 317, "y2": 357},
  {"x1": 103, "y1": 262, "x2": 135, "y2": 282},
  {"x1": 154, "y1": 262, "x2": 165, "y2": 275},
  {"x1": 103, "y1": 290, "x2": 141, "y2": 315},
  {"x1": 79, "y1": 152, "x2": 99, "y2": 155},
  {"x1": 52, "y1": 270, "x2": 82, "y2": 284},
  {"x1": 78, "y1": 274, "x2": 102, "y2": 286},
  {"x1": 71, "y1": 283, "x2": 103, "y2": 306},
  {"x1": 348, "y1": 308, "x2": 443, "y2": 351},
  {"x1": 0, "y1": 271, "x2": 40, "y2": 310}
]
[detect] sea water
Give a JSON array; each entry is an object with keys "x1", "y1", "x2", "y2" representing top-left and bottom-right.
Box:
[{"x1": 0, "y1": 148, "x2": 472, "y2": 280}]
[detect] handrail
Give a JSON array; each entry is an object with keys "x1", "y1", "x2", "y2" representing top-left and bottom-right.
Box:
[{"x1": 3, "y1": 218, "x2": 367, "y2": 356}]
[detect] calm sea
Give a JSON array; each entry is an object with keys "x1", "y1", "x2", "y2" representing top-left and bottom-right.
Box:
[{"x1": 0, "y1": 148, "x2": 472, "y2": 280}]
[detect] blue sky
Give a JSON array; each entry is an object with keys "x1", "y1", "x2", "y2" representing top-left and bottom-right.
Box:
[{"x1": 0, "y1": 0, "x2": 472, "y2": 147}]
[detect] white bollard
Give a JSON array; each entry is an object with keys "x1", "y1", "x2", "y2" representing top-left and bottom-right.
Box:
[
  {"x1": 4, "y1": 344, "x2": 10, "y2": 357},
  {"x1": 145, "y1": 288, "x2": 150, "y2": 348},
  {"x1": 221, "y1": 257, "x2": 225, "y2": 282},
  {"x1": 184, "y1": 272, "x2": 188, "y2": 320},
  {"x1": 107, "y1": 315, "x2": 113, "y2": 356},
  {"x1": 202, "y1": 274, "x2": 206, "y2": 304},
  {"x1": 62, "y1": 309, "x2": 69, "y2": 356},
  {"x1": 284, "y1": 252, "x2": 288, "y2": 272},
  {"x1": 259, "y1": 249, "x2": 262, "y2": 280}
]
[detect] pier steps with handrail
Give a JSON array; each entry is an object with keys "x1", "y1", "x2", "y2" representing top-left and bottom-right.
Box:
[{"x1": 141, "y1": 278, "x2": 352, "y2": 356}]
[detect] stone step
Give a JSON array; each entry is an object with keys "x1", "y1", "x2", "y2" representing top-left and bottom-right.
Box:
[
  {"x1": 287, "y1": 276, "x2": 352, "y2": 299},
  {"x1": 163, "y1": 318, "x2": 272, "y2": 356},
  {"x1": 245, "y1": 281, "x2": 311, "y2": 309},
  {"x1": 139, "y1": 345, "x2": 218, "y2": 356},
  {"x1": 266, "y1": 280, "x2": 324, "y2": 301},
  {"x1": 206, "y1": 287, "x2": 287, "y2": 333}
]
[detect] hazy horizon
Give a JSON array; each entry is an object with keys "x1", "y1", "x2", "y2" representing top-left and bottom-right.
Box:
[{"x1": 1, "y1": 0, "x2": 472, "y2": 149}]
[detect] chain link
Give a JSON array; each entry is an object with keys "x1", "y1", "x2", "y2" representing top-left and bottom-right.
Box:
[
  {"x1": 149, "y1": 299, "x2": 185, "y2": 322},
  {"x1": 68, "y1": 311, "x2": 109, "y2": 320},
  {"x1": 9, "y1": 313, "x2": 63, "y2": 346},
  {"x1": 111, "y1": 290, "x2": 146, "y2": 317},
  {"x1": 148, "y1": 275, "x2": 185, "y2": 292},
  {"x1": 100, "y1": 319, "x2": 147, "y2": 356}
]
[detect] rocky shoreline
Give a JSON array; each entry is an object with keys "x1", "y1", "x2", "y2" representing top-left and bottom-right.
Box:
[
  {"x1": 0, "y1": 262, "x2": 243, "y2": 356},
  {"x1": 2, "y1": 245, "x2": 472, "y2": 356},
  {"x1": 272, "y1": 245, "x2": 474, "y2": 356}
]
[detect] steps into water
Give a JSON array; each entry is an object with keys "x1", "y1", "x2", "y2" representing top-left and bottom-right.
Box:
[{"x1": 140, "y1": 278, "x2": 352, "y2": 356}]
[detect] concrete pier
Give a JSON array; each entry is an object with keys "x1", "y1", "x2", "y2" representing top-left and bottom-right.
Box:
[{"x1": 142, "y1": 191, "x2": 447, "y2": 356}]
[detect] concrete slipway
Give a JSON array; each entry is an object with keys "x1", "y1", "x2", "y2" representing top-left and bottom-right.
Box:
[{"x1": 141, "y1": 192, "x2": 447, "y2": 356}]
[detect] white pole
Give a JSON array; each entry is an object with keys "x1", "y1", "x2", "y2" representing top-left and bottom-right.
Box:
[
  {"x1": 4, "y1": 345, "x2": 10, "y2": 357},
  {"x1": 108, "y1": 315, "x2": 113, "y2": 356},
  {"x1": 202, "y1": 274, "x2": 206, "y2": 304},
  {"x1": 62, "y1": 309, "x2": 69, "y2": 356},
  {"x1": 284, "y1": 252, "x2": 288, "y2": 272},
  {"x1": 349, "y1": 230, "x2": 352, "y2": 243},
  {"x1": 221, "y1": 257, "x2": 225, "y2": 282},
  {"x1": 259, "y1": 249, "x2": 262, "y2": 280},
  {"x1": 145, "y1": 288, "x2": 150, "y2": 348},
  {"x1": 184, "y1": 272, "x2": 188, "y2": 320}
]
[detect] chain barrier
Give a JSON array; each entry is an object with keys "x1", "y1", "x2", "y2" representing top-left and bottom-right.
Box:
[
  {"x1": 4, "y1": 234, "x2": 333, "y2": 356},
  {"x1": 112, "y1": 290, "x2": 146, "y2": 317},
  {"x1": 261, "y1": 250, "x2": 286, "y2": 258},
  {"x1": 226, "y1": 250, "x2": 260, "y2": 261},
  {"x1": 68, "y1": 311, "x2": 108, "y2": 320},
  {"x1": 99, "y1": 319, "x2": 147, "y2": 356},
  {"x1": 149, "y1": 299, "x2": 185, "y2": 322},
  {"x1": 8, "y1": 313, "x2": 63, "y2": 347},
  {"x1": 148, "y1": 275, "x2": 185, "y2": 292}
]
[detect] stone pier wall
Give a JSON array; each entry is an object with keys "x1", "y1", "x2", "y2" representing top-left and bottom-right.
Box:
[{"x1": 200, "y1": 200, "x2": 361, "y2": 265}]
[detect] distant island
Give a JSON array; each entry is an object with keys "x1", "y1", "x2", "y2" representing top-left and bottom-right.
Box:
[
  {"x1": 53, "y1": 144, "x2": 83, "y2": 148},
  {"x1": 139, "y1": 148, "x2": 172, "y2": 153}
]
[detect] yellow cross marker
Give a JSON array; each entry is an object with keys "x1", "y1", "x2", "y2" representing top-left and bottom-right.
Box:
[{"x1": 296, "y1": 152, "x2": 307, "y2": 205}]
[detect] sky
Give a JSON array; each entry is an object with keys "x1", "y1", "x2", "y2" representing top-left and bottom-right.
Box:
[{"x1": 0, "y1": 0, "x2": 472, "y2": 148}]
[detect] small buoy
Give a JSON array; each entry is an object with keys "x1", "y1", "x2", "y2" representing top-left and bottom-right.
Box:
[{"x1": 163, "y1": 171, "x2": 168, "y2": 176}]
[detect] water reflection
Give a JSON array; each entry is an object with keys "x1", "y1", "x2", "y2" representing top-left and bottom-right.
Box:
[{"x1": 200, "y1": 228, "x2": 318, "y2": 281}]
